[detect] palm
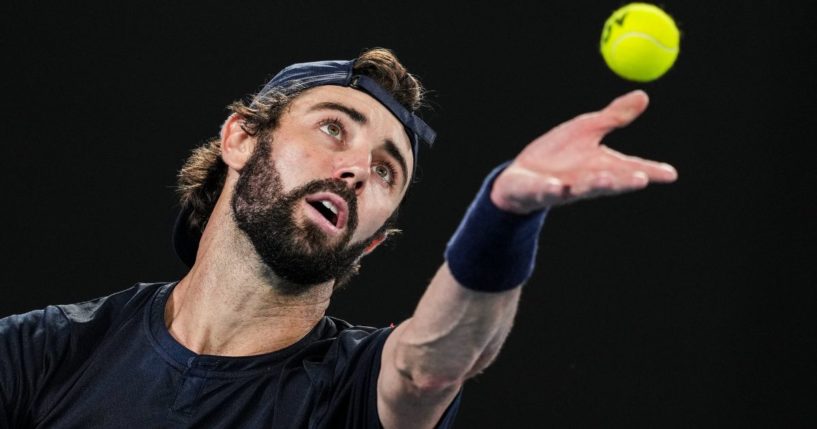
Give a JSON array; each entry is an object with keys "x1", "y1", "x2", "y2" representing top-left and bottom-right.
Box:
[{"x1": 491, "y1": 90, "x2": 678, "y2": 214}]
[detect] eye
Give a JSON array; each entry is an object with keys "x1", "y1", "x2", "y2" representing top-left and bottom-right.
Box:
[
  {"x1": 319, "y1": 120, "x2": 343, "y2": 139},
  {"x1": 372, "y1": 163, "x2": 395, "y2": 185}
]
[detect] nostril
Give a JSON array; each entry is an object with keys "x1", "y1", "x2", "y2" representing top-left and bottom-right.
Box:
[{"x1": 338, "y1": 171, "x2": 364, "y2": 191}]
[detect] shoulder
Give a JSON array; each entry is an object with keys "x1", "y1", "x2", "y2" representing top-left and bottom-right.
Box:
[
  {"x1": 308, "y1": 317, "x2": 395, "y2": 401},
  {"x1": 1, "y1": 281, "x2": 169, "y2": 364},
  {"x1": 288, "y1": 316, "x2": 393, "y2": 379},
  {"x1": 0, "y1": 282, "x2": 170, "y2": 426},
  {"x1": 52, "y1": 282, "x2": 168, "y2": 346},
  {"x1": 57, "y1": 282, "x2": 166, "y2": 325},
  {"x1": 318, "y1": 317, "x2": 393, "y2": 363},
  {"x1": 289, "y1": 317, "x2": 395, "y2": 428},
  {"x1": 0, "y1": 305, "x2": 72, "y2": 365}
]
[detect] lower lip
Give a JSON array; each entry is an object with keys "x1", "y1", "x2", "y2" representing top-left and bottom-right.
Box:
[{"x1": 303, "y1": 202, "x2": 342, "y2": 236}]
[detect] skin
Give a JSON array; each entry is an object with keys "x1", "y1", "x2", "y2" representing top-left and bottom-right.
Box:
[
  {"x1": 378, "y1": 90, "x2": 677, "y2": 429},
  {"x1": 165, "y1": 86, "x2": 412, "y2": 356},
  {"x1": 164, "y1": 87, "x2": 677, "y2": 428}
]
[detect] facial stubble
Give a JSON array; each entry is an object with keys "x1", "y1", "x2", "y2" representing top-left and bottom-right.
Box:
[{"x1": 231, "y1": 138, "x2": 389, "y2": 294}]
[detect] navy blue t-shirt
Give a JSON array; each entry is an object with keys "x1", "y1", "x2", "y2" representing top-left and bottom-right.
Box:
[{"x1": 0, "y1": 283, "x2": 461, "y2": 428}]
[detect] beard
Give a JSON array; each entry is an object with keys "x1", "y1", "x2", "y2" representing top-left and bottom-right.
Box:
[{"x1": 231, "y1": 138, "x2": 383, "y2": 294}]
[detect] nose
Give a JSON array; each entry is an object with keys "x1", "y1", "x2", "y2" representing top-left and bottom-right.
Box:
[{"x1": 333, "y1": 149, "x2": 371, "y2": 194}]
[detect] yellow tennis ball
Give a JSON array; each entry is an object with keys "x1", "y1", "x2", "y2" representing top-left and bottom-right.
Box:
[{"x1": 600, "y1": 3, "x2": 680, "y2": 82}]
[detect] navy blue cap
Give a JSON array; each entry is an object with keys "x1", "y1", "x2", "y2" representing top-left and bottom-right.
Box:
[
  {"x1": 256, "y1": 59, "x2": 435, "y2": 163},
  {"x1": 173, "y1": 57, "x2": 434, "y2": 268}
]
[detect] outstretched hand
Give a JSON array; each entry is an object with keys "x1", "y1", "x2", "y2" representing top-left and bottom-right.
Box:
[{"x1": 490, "y1": 90, "x2": 678, "y2": 214}]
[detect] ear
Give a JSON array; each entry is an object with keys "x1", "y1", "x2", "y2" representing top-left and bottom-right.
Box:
[
  {"x1": 362, "y1": 234, "x2": 387, "y2": 256},
  {"x1": 220, "y1": 113, "x2": 256, "y2": 171}
]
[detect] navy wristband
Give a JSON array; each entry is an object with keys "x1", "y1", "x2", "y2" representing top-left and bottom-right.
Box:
[{"x1": 444, "y1": 163, "x2": 548, "y2": 292}]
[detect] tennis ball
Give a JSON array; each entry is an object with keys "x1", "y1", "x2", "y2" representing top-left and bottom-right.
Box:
[{"x1": 600, "y1": 3, "x2": 680, "y2": 82}]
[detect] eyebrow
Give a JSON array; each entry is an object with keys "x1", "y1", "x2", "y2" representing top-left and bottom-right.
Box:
[
  {"x1": 309, "y1": 101, "x2": 411, "y2": 188},
  {"x1": 309, "y1": 101, "x2": 367, "y2": 124}
]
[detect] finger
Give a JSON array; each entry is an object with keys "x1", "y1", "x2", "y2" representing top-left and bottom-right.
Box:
[
  {"x1": 571, "y1": 171, "x2": 616, "y2": 196},
  {"x1": 514, "y1": 174, "x2": 566, "y2": 207},
  {"x1": 570, "y1": 170, "x2": 650, "y2": 198},
  {"x1": 554, "y1": 90, "x2": 650, "y2": 146},
  {"x1": 601, "y1": 146, "x2": 678, "y2": 182},
  {"x1": 535, "y1": 176, "x2": 569, "y2": 207},
  {"x1": 599, "y1": 90, "x2": 650, "y2": 129},
  {"x1": 627, "y1": 171, "x2": 651, "y2": 189},
  {"x1": 496, "y1": 169, "x2": 568, "y2": 210}
]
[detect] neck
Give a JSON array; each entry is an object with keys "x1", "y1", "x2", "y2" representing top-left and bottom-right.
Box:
[{"x1": 166, "y1": 182, "x2": 333, "y2": 356}]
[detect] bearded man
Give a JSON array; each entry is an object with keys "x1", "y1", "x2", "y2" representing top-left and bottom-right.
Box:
[{"x1": 0, "y1": 48, "x2": 677, "y2": 428}]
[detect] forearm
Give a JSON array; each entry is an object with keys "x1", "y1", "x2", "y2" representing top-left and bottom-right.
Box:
[
  {"x1": 386, "y1": 164, "x2": 544, "y2": 389},
  {"x1": 379, "y1": 91, "x2": 677, "y2": 428},
  {"x1": 379, "y1": 164, "x2": 546, "y2": 428},
  {"x1": 378, "y1": 264, "x2": 521, "y2": 429},
  {"x1": 391, "y1": 263, "x2": 522, "y2": 388}
]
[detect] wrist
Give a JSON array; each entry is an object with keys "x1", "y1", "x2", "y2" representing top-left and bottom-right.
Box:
[{"x1": 444, "y1": 162, "x2": 548, "y2": 292}]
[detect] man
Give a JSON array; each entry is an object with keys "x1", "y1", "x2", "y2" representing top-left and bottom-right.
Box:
[{"x1": 0, "y1": 48, "x2": 677, "y2": 428}]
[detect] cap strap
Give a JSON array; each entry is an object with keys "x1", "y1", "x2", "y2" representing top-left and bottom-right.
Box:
[{"x1": 351, "y1": 75, "x2": 436, "y2": 146}]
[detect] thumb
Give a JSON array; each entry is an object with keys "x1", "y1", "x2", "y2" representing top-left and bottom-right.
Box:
[{"x1": 601, "y1": 90, "x2": 650, "y2": 129}]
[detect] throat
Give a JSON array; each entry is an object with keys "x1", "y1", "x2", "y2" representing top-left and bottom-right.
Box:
[{"x1": 166, "y1": 272, "x2": 332, "y2": 357}]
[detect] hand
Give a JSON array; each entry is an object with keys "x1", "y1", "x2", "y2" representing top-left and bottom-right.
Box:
[{"x1": 490, "y1": 90, "x2": 678, "y2": 214}]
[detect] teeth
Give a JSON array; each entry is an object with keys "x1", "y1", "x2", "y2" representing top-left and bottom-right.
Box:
[{"x1": 321, "y1": 200, "x2": 338, "y2": 215}]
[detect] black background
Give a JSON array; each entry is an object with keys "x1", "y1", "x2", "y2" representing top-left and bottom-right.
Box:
[{"x1": 2, "y1": 0, "x2": 815, "y2": 427}]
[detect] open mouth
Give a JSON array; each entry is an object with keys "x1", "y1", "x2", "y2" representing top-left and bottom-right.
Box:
[
  {"x1": 304, "y1": 192, "x2": 349, "y2": 232},
  {"x1": 310, "y1": 199, "x2": 339, "y2": 226}
]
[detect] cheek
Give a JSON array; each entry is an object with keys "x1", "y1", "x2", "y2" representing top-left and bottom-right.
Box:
[
  {"x1": 353, "y1": 192, "x2": 400, "y2": 241},
  {"x1": 269, "y1": 139, "x2": 325, "y2": 192}
]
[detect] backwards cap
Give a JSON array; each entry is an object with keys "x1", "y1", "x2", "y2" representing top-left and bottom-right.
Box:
[{"x1": 173, "y1": 57, "x2": 436, "y2": 267}]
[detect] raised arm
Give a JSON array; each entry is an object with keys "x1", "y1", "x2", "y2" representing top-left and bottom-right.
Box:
[{"x1": 377, "y1": 90, "x2": 678, "y2": 429}]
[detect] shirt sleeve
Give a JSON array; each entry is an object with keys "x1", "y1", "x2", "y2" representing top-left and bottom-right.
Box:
[{"x1": 0, "y1": 306, "x2": 72, "y2": 428}]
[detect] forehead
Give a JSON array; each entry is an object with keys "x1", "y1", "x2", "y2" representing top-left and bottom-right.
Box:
[{"x1": 286, "y1": 86, "x2": 414, "y2": 171}]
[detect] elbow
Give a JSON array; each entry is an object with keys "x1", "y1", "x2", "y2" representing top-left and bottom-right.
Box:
[
  {"x1": 393, "y1": 347, "x2": 469, "y2": 395},
  {"x1": 393, "y1": 347, "x2": 490, "y2": 396},
  {"x1": 396, "y1": 365, "x2": 464, "y2": 397},
  {"x1": 391, "y1": 338, "x2": 504, "y2": 395}
]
